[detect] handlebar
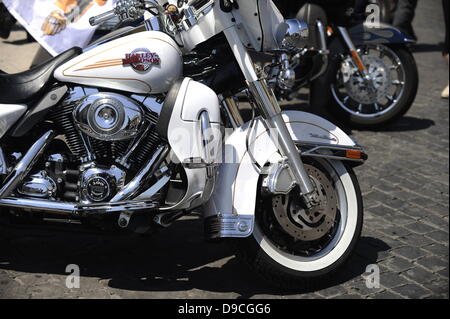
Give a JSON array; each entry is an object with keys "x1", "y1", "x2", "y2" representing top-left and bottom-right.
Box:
[
  {"x1": 88, "y1": 0, "x2": 177, "y2": 38},
  {"x1": 89, "y1": 0, "x2": 150, "y2": 27},
  {"x1": 89, "y1": 9, "x2": 117, "y2": 26}
]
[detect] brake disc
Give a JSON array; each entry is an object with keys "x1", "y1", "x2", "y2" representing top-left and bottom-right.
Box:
[
  {"x1": 272, "y1": 164, "x2": 338, "y2": 242},
  {"x1": 342, "y1": 55, "x2": 391, "y2": 105}
]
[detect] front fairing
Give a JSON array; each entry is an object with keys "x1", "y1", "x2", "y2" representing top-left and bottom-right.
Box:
[
  {"x1": 178, "y1": 0, "x2": 285, "y2": 52},
  {"x1": 230, "y1": 0, "x2": 284, "y2": 52}
]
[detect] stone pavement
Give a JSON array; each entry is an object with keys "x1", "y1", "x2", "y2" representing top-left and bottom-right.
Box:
[{"x1": 0, "y1": 0, "x2": 448, "y2": 299}]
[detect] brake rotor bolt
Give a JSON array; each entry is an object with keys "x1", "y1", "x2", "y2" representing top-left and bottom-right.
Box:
[{"x1": 119, "y1": 218, "x2": 128, "y2": 228}]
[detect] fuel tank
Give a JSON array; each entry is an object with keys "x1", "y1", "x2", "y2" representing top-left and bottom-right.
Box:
[{"x1": 54, "y1": 31, "x2": 183, "y2": 94}]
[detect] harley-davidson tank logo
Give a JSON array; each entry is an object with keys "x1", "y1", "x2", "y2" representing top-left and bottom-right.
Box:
[{"x1": 122, "y1": 48, "x2": 161, "y2": 72}]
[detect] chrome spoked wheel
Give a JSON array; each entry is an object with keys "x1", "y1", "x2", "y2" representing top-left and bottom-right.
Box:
[{"x1": 331, "y1": 44, "x2": 406, "y2": 119}]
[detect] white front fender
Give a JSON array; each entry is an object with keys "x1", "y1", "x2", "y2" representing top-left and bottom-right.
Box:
[{"x1": 204, "y1": 110, "x2": 357, "y2": 237}]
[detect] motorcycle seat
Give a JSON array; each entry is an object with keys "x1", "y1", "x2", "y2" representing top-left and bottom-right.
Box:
[{"x1": 0, "y1": 47, "x2": 82, "y2": 104}]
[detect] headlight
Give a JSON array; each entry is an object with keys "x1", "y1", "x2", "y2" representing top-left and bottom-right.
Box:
[{"x1": 277, "y1": 19, "x2": 310, "y2": 50}]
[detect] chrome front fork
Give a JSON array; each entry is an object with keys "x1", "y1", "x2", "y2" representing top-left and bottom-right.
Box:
[
  {"x1": 247, "y1": 79, "x2": 316, "y2": 202},
  {"x1": 223, "y1": 27, "x2": 316, "y2": 205},
  {"x1": 337, "y1": 26, "x2": 375, "y2": 91}
]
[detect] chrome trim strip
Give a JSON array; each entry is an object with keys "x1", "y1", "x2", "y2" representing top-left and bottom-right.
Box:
[
  {"x1": 296, "y1": 142, "x2": 367, "y2": 163},
  {"x1": 200, "y1": 111, "x2": 215, "y2": 177},
  {"x1": 295, "y1": 141, "x2": 365, "y2": 151},
  {"x1": 300, "y1": 153, "x2": 365, "y2": 163}
]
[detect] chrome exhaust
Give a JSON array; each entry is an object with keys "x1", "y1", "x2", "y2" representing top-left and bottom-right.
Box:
[
  {"x1": 0, "y1": 130, "x2": 56, "y2": 199},
  {"x1": 0, "y1": 197, "x2": 158, "y2": 216},
  {"x1": 111, "y1": 144, "x2": 170, "y2": 202},
  {"x1": 0, "y1": 197, "x2": 75, "y2": 214},
  {"x1": 0, "y1": 132, "x2": 167, "y2": 215}
]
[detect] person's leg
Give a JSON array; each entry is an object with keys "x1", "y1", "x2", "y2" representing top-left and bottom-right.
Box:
[
  {"x1": 354, "y1": 0, "x2": 367, "y2": 15},
  {"x1": 442, "y1": 0, "x2": 449, "y2": 98},
  {"x1": 443, "y1": 0, "x2": 449, "y2": 56},
  {"x1": 392, "y1": 0, "x2": 418, "y2": 40}
]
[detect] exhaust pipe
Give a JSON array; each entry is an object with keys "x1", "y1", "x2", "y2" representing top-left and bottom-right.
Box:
[
  {"x1": 111, "y1": 144, "x2": 170, "y2": 202},
  {"x1": 0, "y1": 130, "x2": 56, "y2": 199},
  {"x1": 0, "y1": 197, "x2": 75, "y2": 214},
  {"x1": 0, "y1": 197, "x2": 158, "y2": 216},
  {"x1": 0, "y1": 132, "x2": 167, "y2": 215}
]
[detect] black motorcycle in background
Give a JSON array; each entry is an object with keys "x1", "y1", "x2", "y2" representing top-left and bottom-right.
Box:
[{"x1": 274, "y1": 0, "x2": 418, "y2": 129}]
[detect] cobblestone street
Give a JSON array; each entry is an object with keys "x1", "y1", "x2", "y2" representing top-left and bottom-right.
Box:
[{"x1": 0, "y1": 0, "x2": 448, "y2": 299}]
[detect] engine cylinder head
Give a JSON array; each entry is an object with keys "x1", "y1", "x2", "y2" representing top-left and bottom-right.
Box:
[{"x1": 51, "y1": 99, "x2": 88, "y2": 159}]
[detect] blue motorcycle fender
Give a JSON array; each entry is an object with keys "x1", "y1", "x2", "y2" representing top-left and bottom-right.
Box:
[{"x1": 348, "y1": 22, "x2": 416, "y2": 45}]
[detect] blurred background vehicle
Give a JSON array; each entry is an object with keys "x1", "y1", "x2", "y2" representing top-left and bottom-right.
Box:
[{"x1": 272, "y1": 0, "x2": 418, "y2": 129}]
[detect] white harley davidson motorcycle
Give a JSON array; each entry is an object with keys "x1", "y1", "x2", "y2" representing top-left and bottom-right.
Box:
[{"x1": 0, "y1": 0, "x2": 367, "y2": 289}]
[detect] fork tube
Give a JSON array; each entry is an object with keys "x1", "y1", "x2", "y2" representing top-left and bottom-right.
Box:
[
  {"x1": 222, "y1": 96, "x2": 244, "y2": 129},
  {"x1": 247, "y1": 79, "x2": 315, "y2": 196},
  {"x1": 337, "y1": 26, "x2": 367, "y2": 73},
  {"x1": 223, "y1": 27, "x2": 315, "y2": 197}
]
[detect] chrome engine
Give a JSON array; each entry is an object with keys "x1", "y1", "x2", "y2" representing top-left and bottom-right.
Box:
[
  {"x1": 78, "y1": 163, "x2": 126, "y2": 203},
  {"x1": 14, "y1": 88, "x2": 166, "y2": 204},
  {"x1": 73, "y1": 93, "x2": 144, "y2": 141},
  {"x1": 18, "y1": 171, "x2": 57, "y2": 199},
  {"x1": 50, "y1": 88, "x2": 162, "y2": 165}
]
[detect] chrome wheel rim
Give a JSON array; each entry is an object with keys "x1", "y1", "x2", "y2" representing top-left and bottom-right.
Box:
[{"x1": 331, "y1": 44, "x2": 406, "y2": 119}]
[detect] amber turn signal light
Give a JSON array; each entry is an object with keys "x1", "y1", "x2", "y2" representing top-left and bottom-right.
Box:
[{"x1": 346, "y1": 150, "x2": 363, "y2": 160}]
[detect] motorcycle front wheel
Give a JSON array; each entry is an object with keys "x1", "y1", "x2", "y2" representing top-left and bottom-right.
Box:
[
  {"x1": 234, "y1": 158, "x2": 363, "y2": 290},
  {"x1": 311, "y1": 44, "x2": 418, "y2": 129}
]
